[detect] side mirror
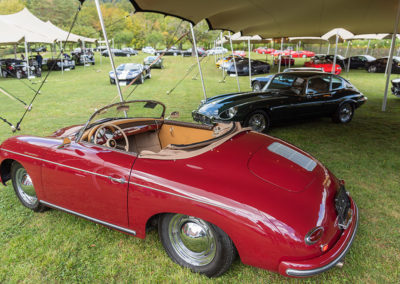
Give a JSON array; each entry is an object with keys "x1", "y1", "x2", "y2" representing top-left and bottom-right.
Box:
[{"x1": 57, "y1": 137, "x2": 72, "y2": 149}]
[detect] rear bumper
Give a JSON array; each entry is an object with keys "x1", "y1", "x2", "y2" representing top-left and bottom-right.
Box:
[{"x1": 278, "y1": 198, "x2": 358, "y2": 277}]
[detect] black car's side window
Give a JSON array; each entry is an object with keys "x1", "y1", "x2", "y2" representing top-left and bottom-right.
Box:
[
  {"x1": 307, "y1": 77, "x2": 330, "y2": 93},
  {"x1": 269, "y1": 74, "x2": 297, "y2": 89}
]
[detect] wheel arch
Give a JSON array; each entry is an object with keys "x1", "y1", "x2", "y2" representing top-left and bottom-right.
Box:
[{"x1": 0, "y1": 158, "x2": 15, "y2": 185}]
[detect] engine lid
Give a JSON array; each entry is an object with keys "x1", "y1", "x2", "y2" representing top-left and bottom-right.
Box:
[{"x1": 248, "y1": 141, "x2": 320, "y2": 192}]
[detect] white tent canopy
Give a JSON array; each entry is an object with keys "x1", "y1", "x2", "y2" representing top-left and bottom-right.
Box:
[
  {"x1": 0, "y1": 19, "x2": 25, "y2": 45},
  {"x1": 322, "y1": 28, "x2": 354, "y2": 42},
  {"x1": 289, "y1": 37, "x2": 329, "y2": 44},
  {"x1": 46, "y1": 21, "x2": 97, "y2": 43}
]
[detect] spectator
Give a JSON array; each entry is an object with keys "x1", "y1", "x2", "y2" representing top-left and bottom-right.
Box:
[{"x1": 35, "y1": 52, "x2": 43, "y2": 68}]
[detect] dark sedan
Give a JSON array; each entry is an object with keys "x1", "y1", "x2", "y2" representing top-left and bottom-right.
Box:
[
  {"x1": 366, "y1": 57, "x2": 400, "y2": 73},
  {"x1": 193, "y1": 71, "x2": 367, "y2": 132},
  {"x1": 181, "y1": 48, "x2": 206, "y2": 57},
  {"x1": 155, "y1": 48, "x2": 182, "y2": 56},
  {"x1": 343, "y1": 55, "x2": 376, "y2": 69},
  {"x1": 143, "y1": 56, "x2": 163, "y2": 69},
  {"x1": 102, "y1": 49, "x2": 131, "y2": 57},
  {"x1": 226, "y1": 58, "x2": 270, "y2": 76}
]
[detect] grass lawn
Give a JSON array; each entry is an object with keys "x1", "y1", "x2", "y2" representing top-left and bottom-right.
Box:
[{"x1": 0, "y1": 52, "x2": 399, "y2": 283}]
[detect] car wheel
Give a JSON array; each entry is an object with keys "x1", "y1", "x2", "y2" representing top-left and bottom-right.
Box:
[
  {"x1": 332, "y1": 102, "x2": 354, "y2": 123},
  {"x1": 368, "y1": 65, "x2": 377, "y2": 73},
  {"x1": 139, "y1": 75, "x2": 144, "y2": 84},
  {"x1": 2, "y1": 70, "x2": 7, "y2": 78},
  {"x1": 16, "y1": 71, "x2": 22, "y2": 79},
  {"x1": 158, "y1": 213, "x2": 236, "y2": 277},
  {"x1": 148, "y1": 72, "x2": 152, "y2": 79},
  {"x1": 11, "y1": 162, "x2": 46, "y2": 212},
  {"x1": 37, "y1": 68, "x2": 42, "y2": 77},
  {"x1": 245, "y1": 110, "x2": 270, "y2": 133},
  {"x1": 252, "y1": 81, "x2": 262, "y2": 92},
  {"x1": 110, "y1": 78, "x2": 115, "y2": 84}
]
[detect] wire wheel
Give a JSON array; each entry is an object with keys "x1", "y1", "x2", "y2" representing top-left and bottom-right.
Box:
[
  {"x1": 252, "y1": 82, "x2": 262, "y2": 92},
  {"x1": 246, "y1": 111, "x2": 270, "y2": 132},
  {"x1": 368, "y1": 65, "x2": 377, "y2": 73},
  {"x1": 339, "y1": 104, "x2": 353, "y2": 123},
  {"x1": 167, "y1": 214, "x2": 217, "y2": 266}
]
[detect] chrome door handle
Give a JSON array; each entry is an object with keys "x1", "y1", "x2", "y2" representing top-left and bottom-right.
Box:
[{"x1": 108, "y1": 176, "x2": 126, "y2": 184}]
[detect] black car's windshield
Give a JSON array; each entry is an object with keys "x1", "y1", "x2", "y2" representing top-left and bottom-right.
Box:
[
  {"x1": 117, "y1": 64, "x2": 141, "y2": 71},
  {"x1": 268, "y1": 74, "x2": 301, "y2": 89}
]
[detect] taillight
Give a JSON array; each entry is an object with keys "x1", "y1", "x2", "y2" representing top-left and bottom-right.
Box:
[{"x1": 305, "y1": 227, "x2": 324, "y2": 245}]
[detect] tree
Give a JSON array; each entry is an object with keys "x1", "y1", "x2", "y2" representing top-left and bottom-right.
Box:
[{"x1": 0, "y1": 0, "x2": 26, "y2": 14}]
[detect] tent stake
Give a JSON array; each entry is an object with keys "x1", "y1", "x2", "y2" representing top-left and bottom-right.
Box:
[
  {"x1": 190, "y1": 23, "x2": 207, "y2": 100},
  {"x1": 229, "y1": 32, "x2": 240, "y2": 92},
  {"x1": 383, "y1": 0, "x2": 400, "y2": 111},
  {"x1": 94, "y1": 0, "x2": 125, "y2": 107}
]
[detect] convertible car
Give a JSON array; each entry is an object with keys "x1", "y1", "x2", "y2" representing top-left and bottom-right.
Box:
[
  {"x1": 304, "y1": 56, "x2": 342, "y2": 74},
  {"x1": 193, "y1": 71, "x2": 367, "y2": 132},
  {"x1": 109, "y1": 63, "x2": 151, "y2": 85},
  {"x1": 0, "y1": 100, "x2": 358, "y2": 278}
]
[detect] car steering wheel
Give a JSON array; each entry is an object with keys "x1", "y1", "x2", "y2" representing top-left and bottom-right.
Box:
[{"x1": 93, "y1": 123, "x2": 129, "y2": 151}]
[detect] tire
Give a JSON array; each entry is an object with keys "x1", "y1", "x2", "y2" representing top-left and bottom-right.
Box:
[
  {"x1": 158, "y1": 214, "x2": 236, "y2": 277},
  {"x1": 2, "y1": 70, "x2": 7, "y2": 78},
  {"x1": 332, "y1": 102, "x2": 354, "y2": 124},
  {"x1": 245, "y1": 110, "x2": 270, "y2": 133},
  {"x1": 138, "y1": 75, "x2": 144, "y2": 84},
  {"x1": 368, "y1": 65, "x2": 377, "y2": 73},
  {"x1": 148, "y1": 72, "x2": 152, "y2": 79},
  {"x1": 110, "y1": 78, "x2": 115, "y2": 84},
  {"x1": 16, "y1": 71, "x2": 22, "y2": 79},
  {"x1": 252, "y1": 81, "x2": 262, "y2": 92},
  {"x1": 36, "y1": 68, "x2": 42, "y2": 77},
  {"x1": 11, "y1": 162, "x2": 46, "y2": 212}
]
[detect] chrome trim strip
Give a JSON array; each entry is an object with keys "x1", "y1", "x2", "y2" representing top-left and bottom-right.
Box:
[
  {"x1": 2, "y1": 148, "x2": 109, "y2": 179},
  {"x1": 286, "y1": 203, "x2": 359, "y2": 277},
  {"x1": 40, "y1": 200, "x2": 136, "y2": 235}
]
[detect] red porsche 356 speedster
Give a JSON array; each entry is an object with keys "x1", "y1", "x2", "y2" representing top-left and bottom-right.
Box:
[{"x1": 0, "y1": 100, "x2": 358, "y2": 278}]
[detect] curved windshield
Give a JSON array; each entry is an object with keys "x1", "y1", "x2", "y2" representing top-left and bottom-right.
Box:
[
  {"x1": 77, "y1": 100, "x2": 165, "y2": 141},
  {"x1": 117, "y1": 64, "x2": 141, "y2": 71}
]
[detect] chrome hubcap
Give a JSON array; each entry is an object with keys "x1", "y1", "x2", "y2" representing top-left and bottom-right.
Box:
[
  {"x1": 253, "y1": 84, "x2": 260, "y2": 91},
  {"x1": 248, "y1": 114, "x2": 266, "y2": 132},
  {"x1": 15, "y1": 168, "x2": 37, "y2": 205},
  {"x1": 168, "y1": 215, "x2": 216, "y2": 266},
  {"x1": 339, "y1": 105, "x2": 352, "y2": 122}
]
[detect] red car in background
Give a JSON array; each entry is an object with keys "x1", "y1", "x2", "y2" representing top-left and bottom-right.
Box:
[
  {"x1": 257, "y1": 47, "x2": 275, "y2": 54},
  {"x1": 274, "y1": 55, "x2": 295, "y2": 66},
  {"x1": 305, "y1": 59, "x2": 342, "y2": 74},
  {"x1": 233, "y1": 50, "x2": 246, "y2": 57},
  {"x1": 292, "y1": 50, "x2": 316, "y2": 58}
]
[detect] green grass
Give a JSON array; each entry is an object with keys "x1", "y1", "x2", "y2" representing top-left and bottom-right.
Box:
[{"x1": 0, "y1": 52, "x2": 399, "y2": 283}]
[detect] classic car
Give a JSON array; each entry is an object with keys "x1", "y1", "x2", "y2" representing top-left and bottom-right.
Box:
[
  {"x1": 215, "y1": 55, "x2": 243, "y2": 69},
  {"x1": 291, "y1": 50, "x2": 316, "y2": 58},
  {"x1": 181, "y1": 48, "x2": 206, "y2": 57},
  {"x1": 71, "y1": 48, "x2": 95, "y2": 65},
  {"x1": 143, "y1": 56, "x2": 163, "y2": 69},
  {"x1": 193, "y1": 71, "x2": 367, "y2": 132},
  {"x1": 102, "y1": 49, "x2": 131, "y2": 57},
  {"x1": 391, "y1": 78, "x2": 400, "y2": 97},
  {"x1": 0, "y1": 99, "x2": 358, "y2": 278},
  {"x1": 233, "y1": 50, "x2": 246, "y2": 57},
  {"x1": 322, "y1": 55, "x2": 346, "y2": 68},
  {"x1": 43, "y1": 57, "x2": 75, "y2": 71},
  {"x1": 155, "y1": 47, "x2": 182, "y2": 56},
  {"x1": 109, "y1": 63, "x2": 151, "y2": 85},
  {"x1": 274, "y1": 56, "x2": 295, "y2": 66},
  {"x1": 122, "y1": 48, "x2": 139, "y2": 56},
  {"x1": 365, "y1": 56, "x2": 400, "y2": 73},
  {"x1": 251, "y1": 67, "x2": 324, "y2": 91},
  {"x1": 0, "y1": 58, "x2": 41, "y2": 78},
  {"x1": 226, "y1": 58, "x2": 270, "y2": 76},
  {"x1": 304, "y1": 56, "x2": 342, "y2": 75},
  {"x1": 343, "y1": 55, "x2": 376, "y2": 69},
  {"x1": 256, "y1": 47, "x2": 275, "y2": 54},
  {"x1": 206, "y1": 46, "x2": 228, "y2": 55},
  {"x1": 142, "y1": 46, "x2": 156, "y2": 54}
]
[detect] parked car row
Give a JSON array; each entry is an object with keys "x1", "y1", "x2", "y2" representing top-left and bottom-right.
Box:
[{"x1": 0, "y1": 58, "x2": 41, "y2": 78}]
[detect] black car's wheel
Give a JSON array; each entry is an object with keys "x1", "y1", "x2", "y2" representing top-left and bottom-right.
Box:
[
  {"x1": 159, "y1": 214, "x2": 236, "y2": 278},
  {"x1": 332, "y1": 102, "x2": 354, "y2": 123},
  {"x1": 11, "y1": 162, "x2": 46, "y2": 212},
  {"x1": 252, "y1": 81, "x2": 262, "y2": 92},
  {"x1": 245, "y1": 110, "x2": 270, "y2": 133},
  {"x1": 368, "y1": 65, "x2": 377, "y2": 73},
  {"x1": 110, "y1": 78, "x2": 115, "y2": 84}
]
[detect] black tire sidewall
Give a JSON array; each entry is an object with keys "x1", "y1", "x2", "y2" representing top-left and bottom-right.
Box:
[
  {"x1": 333, "y1": 102, "x2": 354, "y2": 123},
  {"x1": 244, "y1": 110, "x2": 270, "y2": 133},
  {"x1": 159, "y1": 213, "x2": 235, "y2": 277}
]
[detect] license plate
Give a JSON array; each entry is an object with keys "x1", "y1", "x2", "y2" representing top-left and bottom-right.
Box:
[{"x1": 119, "y1": 81, "x2": 127, "y2": 86}]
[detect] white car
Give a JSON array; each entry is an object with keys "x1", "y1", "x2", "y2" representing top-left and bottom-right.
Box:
[
  {"x1": 206, "y1": 47, "x2": 228, "y2": 55},
  {"x1": 142, "y1": 46, "x2": 156, "y2": 54},
  {"x1": 109, "y1": 63, "x2": 151, "y2": 85}
]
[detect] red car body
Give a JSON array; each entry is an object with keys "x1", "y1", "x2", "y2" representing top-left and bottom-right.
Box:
[
  {"x1": 257, "y1": 48, "x2": 275, "y2": 54},
  {"x1": 274, "y1": 56, "x2": 295, "y2": 65},
  {"x1": 292, "y1": 51, "x2": 316, "y2": 58},
  {"x1": 0, "y1": 100, "x2": 357, "y2": 278},
  {"x1": 304, "y1": 61, "x2": 342, "y2": 75}
]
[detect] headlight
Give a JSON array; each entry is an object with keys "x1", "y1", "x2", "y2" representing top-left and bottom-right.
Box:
[
  {"x1": 227, "y1": 106, "x2": 238, "y2": 118},
  {"x1": 304, "y1": 226, "x2": 324, "y2": 245}
]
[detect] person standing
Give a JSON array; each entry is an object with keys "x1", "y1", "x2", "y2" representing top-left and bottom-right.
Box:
[{"x1": 35, "y1": 52, "x2": 43, "y2": 68}]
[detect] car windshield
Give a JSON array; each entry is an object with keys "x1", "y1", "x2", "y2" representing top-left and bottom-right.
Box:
[
  {"x1": 117, "y1": 64, "x2": 140, "y2": 71},
  {"x1": 268, "y1": 74, "x2": 300, "y2": 90},
  {"x1": 77, "y1": 100, "x2": 166, "y2": 141}
]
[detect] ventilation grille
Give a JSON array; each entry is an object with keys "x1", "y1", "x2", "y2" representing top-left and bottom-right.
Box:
[{"x1": 268, "y1": 142, "x2": 317, "y2": 172}]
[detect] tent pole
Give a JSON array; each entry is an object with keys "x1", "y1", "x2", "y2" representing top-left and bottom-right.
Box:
[
  {"x1": 60, "y1": 41, "x2": 64, "y2": 75},
  {"x1": 366, "y1": 39, "x2": 370, "y2": 54},
  {"x1": 278, "y1": 37, "x2": 283, "y2": 73},
  {"x1": 248, "y1": 38, "x2": 252, "y2": 88},
  {"x1": 229, "y1": 31, "x2": 240, "y2": 92},
  {"x1": 332, "y1": 31, "x2": 339, "y2": 75},
  {"x1": 345, "y1": 41, "x2": 350, "y2": 58},
  {"x1": 190, "y1": 23, "x2": 207, "y2": 100},
  {"x1": 383, "y1": 0, "x2": 400, "y2": 111},
  {"x1": 385, "y1": 37, "x2": 395, "y2": 77},
  {"x1": 24, "y1": 38, "x2": 30, "y2": 78},
  {"x1": 94, "y1": 0, "x2": 125, "y2": 106},
  {"x1": 327, "y1": 43, "x2": 330, "y2": 54},
  {"x1": 214, "y1": 40, "x2": 216, "y2": 63}
]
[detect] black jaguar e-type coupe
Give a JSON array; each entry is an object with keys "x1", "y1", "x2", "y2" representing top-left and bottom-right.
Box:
[{"x1": 192, "y1": 71, "x2": 367, "y2": 132}]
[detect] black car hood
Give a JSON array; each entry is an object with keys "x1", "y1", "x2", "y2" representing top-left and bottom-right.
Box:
[{"x1": 197, "y1": 90, "x2": 289, "y2": 117}]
